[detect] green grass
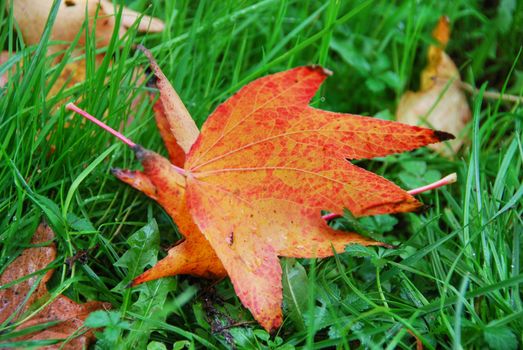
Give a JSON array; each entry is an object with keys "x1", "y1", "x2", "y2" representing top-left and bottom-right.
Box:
[{"x1": 1, "y1": 0, "x2": 522, "y2": 349}]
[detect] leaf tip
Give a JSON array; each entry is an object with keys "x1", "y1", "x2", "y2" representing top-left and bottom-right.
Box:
[
  {"x1": 136, "y1": 44, "x2": 149, "y2": 56},
  {"x1": 110, "y1": 167, "x2": 120, "y2": 176},
  {"x1": 414, "y1": 203, "x2": 432, "y2": 214},
  {"x1": 445, "y1": 172, "x2": 457, "y2": 184},
  {"x1": 382, "y1": 242, "x2": 397, "y2": 249},
  {"x1": 433, "y1": 130, "x2": 455, "y2": 142},
  {"x1": 144, "y1": 66, "x2": 158, "y2": 88},
  {"x1": 132, "y1": 144, "x2": 147, "y2": 160},
  {"x1": 307, "y1": 65, "x2": 333, "y2": 77}
]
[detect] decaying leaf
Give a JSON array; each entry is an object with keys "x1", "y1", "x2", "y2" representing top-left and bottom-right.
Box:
[
  {"x1": 396, "y1": 16, "x2": 471, "y2": 156},
  {"x1": 71, "y1": 50, "x2": 453, "y2": 331},
  {"x1": 0, "y1": 222, "x2": 56, "y2": 322},
  {"x1": 7, "y1": 0, "x2": 164, "y2": 99},
  {"x1": 0, "y1": 51, "x2": 10, "y2": 88},
  {"x1": 0, "y1": 222, "x2": 109, "y2": 349},
  {"x1": 10, "y1": 0, "x2": 164, "y2": 51},
  {"x1": 47, "y1": 53, "x2": 107, "y2": 100}
]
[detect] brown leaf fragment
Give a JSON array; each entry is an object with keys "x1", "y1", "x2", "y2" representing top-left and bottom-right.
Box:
[
  {"x1": 0, "y1": 222, "x2": 56, "y2": 324},
  {"x1": 15, "y1": 296, "x2": 107, "y2": 350},
  {"x1": 47, "y1": 53, "x2": 105, "y2": 99},
  {"x1": 396, "y1": 16, "x2": 471, "y2": 156},
  {"x1": 0, "y1": 222, "x2": 109, "y2": 349},
  {"x1": 7, "y1": 1, "x2": 164, "y2": 103}
]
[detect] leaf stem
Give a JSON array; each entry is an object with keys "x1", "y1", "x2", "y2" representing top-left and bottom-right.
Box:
[
  {"x1": 322, "y1": 213, "x2": 339, "y2": 221},
  {"x1": 459, "y1": 81, "x2": 523, "y2": 104},
  {"x1": 322, "y1": 173, "x2": 457, "y2": 221},
  {"x1": 406, "y1": 172, "x2": 457, "y2": 196},
  {"x1": 66, "y1": 103, "x2": 136, "y2": 148}
]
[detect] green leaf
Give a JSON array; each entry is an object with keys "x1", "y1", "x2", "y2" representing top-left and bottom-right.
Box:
[
  {"x1": 282, "y1": 260, "x2": 309, "y2": 330},
  {"x1": 497, "y1": 0, "x2": 516, "y2": 33},
  {"x1": 370, "y1": 256, "x2": 387, "y2": 268},
  {"x1": 113, "y1": 218, "x2": 160, "y2": 290},
  {"x1": 380, "y1": 71, "x2": 401, "y2": 90},
  {"x1": 358, "y1": 215, "x2": 398, "y2": 234},
  {"x1": 85, "y1": 310, "x2": 130, "y2": 348},
  {"x1": 484, "y1": 326, "x2": 518, "y2": 350},
  {"x1": 330, "y1": 38, "x2": 371, "y2": 73},
  {"x1": 401, "y1": 160, "x2": 427, "y2": 176},
  {"x1": 365, "y1": 77, "x2": 385, "y2": 92},
  {"x1": 172, "y1": 340, "x2": 191, "y2": 350},
  {"x1": 84, "y1": 310, "x2": 128, "y2": 329},
  {"x1": 345, "y1": 244, "x2": 375, "y2": 258},
  {"x1": 147, "y1": 341, "x2": 168, "y2": 350},
  {"x1": 67, "y1": 212, "x2": 96, "y2": 232},
  {"x1": 254, "y1": 329, "x2": 270, "y2": 341},
  {"x1": 125, "y1": 279, "x2": 177, "y2": 349}
]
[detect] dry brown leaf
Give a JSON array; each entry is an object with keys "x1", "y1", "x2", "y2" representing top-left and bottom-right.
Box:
[
  {"x1": 47, "y1": 53, "x2": 106, "y2": 99},
  {"x1": 0, "y1": 222, "x2": 56, "y2": 322},
  {"x1": 396, "y1": 16, "x2": 471, "y2": 156},
  {"x1": 0, "y1": 51, "x2": 10, "y2": 88},
  {"x1": 0, "y1": 222, "x2": 109, "y2": 349},
  {"x1": 8, "y1": 0, "x2": 164, "y2": 99},
  {"x1": 10, "y1": 0, "x2": 164, "y2": 51}
]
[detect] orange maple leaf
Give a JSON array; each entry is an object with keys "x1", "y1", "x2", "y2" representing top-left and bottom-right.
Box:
[{"x1": 67, "y1": 50, "x2": 453, "y2": 332}]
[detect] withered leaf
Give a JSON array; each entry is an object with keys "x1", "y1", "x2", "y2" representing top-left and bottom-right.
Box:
[
  {"x1": 0, "y1": 222, "x2": 109, "y2": 349},
  {"x1": 396, "y1": 16, "x2": 471, "y2": 156},
  {"x1": 10, "y1": 0, "x2": 164, "y2": 51}
]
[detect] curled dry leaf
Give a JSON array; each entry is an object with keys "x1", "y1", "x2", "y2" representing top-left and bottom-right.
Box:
[
  {"x1": 10, "y1": 0, "x2": 164, "y2": 51},
  {"x1": 8, "y1": 0, "x2": 164, "y2": 98},
  {"x1": 396, "y1": 16, "x2": 471, "y2": 156},
  {"x1": 0, "y1": 222, "x2": 109, "y2": 349},
  {"x1": 70, "y1": 49, "x2": 453, "y2": 331}
]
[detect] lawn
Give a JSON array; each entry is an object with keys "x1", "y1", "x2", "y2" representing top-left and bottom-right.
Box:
[{"x1": 0, "y1": 1, "x2": 522, "y2": 349}]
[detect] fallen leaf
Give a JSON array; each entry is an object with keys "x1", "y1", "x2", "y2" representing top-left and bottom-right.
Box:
[
  {"x1": 0, "y1": 222, "x2": 109, "y2": 349},
  {"x1": 0, "y1": 51, "x2": 10, "y2": 88},
  {"x1": 0, "y1": 222, "x2": 56, "y2": 323},
  {"x1": 72, "y1": 55, "x2": 453, "y2": 331},
  {"x1": 10, "y1": 0, "x2": 164, "y2": 51},
  {"x1": 47, "y1": 53, "x2": 106, "y2": 99},
  {"x1": 182, "y1": 66, "x2": 451, "y2": 330},
  {"x1": 7, "y1": 0, "x2": 164, "y2": 100},
  {"x1": 396, "y1": 16, "x2": 471, "y2": 156}
]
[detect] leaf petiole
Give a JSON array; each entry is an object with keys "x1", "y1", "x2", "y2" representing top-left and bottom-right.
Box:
[
  {"x1": 406, "y1": 172, "x2": 457, "y2": 196},
  {"x1": 66, "y1": 103, "x2": 136, "y2": 148},
  {"x1": 66, "y1": 103, "x2": 188, "y2": 177}
]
